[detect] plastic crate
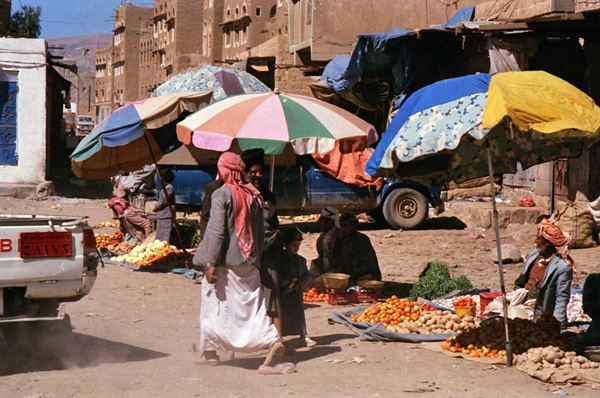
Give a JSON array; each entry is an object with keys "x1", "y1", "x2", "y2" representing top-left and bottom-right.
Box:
[
  {"x1": 327, "y1": 288, "x2": 353, "y2": 305},
  {"x1": 356, "y1": 288, "x2": 381, "y2": 303}
]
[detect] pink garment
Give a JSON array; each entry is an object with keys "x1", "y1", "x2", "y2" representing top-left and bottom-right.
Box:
[{"x1": 217, "y1": 152, "x2": 264, "y2": 259}]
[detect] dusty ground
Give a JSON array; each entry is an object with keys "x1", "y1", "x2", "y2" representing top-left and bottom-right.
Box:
[{"x1": 1, "y1": 195, "x2": 599, "y2": 398}]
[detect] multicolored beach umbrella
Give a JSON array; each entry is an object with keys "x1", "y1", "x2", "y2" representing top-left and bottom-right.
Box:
[
  {"x1": 71, "y1": 91, "x2": 212, "y2": 179},
  {"x1": 176, "y1": 92, "x2": 378, "y2": 155},
  {"x1": 366, "y1": 71, "x2": 600, "y2": 180},
  {"x1": 153, "y1": 65, "x2": 271, "y2": 101}
]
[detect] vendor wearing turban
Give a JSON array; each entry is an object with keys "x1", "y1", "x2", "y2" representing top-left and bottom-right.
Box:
[
  {"x1": 107, "y1": 197, "x2": 153, "y2": 242},
  {"x1": 240, "y1": 148, "x2": 279, "y2": 237},
  {"x1": 515, "y1": 219, "x2": 574, "y2": 323}
]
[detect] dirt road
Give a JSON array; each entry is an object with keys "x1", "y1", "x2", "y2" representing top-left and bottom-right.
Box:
[{"x1": 1, "y1": 196, "x2": 599, "y2": 397}]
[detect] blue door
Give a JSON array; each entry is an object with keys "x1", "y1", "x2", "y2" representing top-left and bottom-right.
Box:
[{"x1": 0, "y1": 81, "x2": 18, "y2": 166}]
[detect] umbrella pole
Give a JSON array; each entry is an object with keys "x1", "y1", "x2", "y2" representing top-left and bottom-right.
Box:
[
  {"x1": 550, "y1": 160, "x2": 556, "y2": 214},
  {"x1": 486, "y1": 144, "x2": 513, "y2": 367},
  {"x1": 142, "y1": 131, "x2": 184, "y2": 248},
  {"x1": 269, "y1": 154, "x2": 275, "y2": 192}
]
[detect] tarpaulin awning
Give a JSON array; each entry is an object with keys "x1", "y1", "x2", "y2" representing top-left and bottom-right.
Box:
[
  {"x1": 311, "y1": 140, "x2": 383, "y2": 189},
  {"x1": 320, "y1": 8, "x2": 476, "y2": 97}
]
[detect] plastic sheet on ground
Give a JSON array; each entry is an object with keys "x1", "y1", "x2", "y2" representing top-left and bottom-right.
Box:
[{"x1": 329, "y1": 306, "x2": 455, "y2": 342}]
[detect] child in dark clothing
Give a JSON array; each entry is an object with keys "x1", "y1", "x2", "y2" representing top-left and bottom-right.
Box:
[{"x1": 262, "y1": 228, "x2": 316, "y2": 347}]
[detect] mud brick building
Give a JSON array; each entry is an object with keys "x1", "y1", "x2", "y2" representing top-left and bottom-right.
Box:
[{"x1": 150, "y1": 0, "x2": 204, "y2": 89}]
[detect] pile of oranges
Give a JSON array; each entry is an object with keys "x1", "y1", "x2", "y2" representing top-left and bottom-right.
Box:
[
  {"x1": 350, "y1": 296, "x2": 435, "y2": 326},
  {"x1": 95, "y1": 231, "x2": 123, "y2": 248},
  {"x1": 441, "y1": 338, "x2": 507, "y2": 359},
  {"x1": 303, "y1": 288, "x2": 329, "y2": 303}
]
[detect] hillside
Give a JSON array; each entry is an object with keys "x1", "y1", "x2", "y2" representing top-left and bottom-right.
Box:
[{"x1": 48, "y1": 34, "x2": 112, "y2": 72}]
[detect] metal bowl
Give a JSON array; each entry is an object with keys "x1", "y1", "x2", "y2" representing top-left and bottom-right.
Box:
[
  {"x1": 357, "y1": 280, "x2": 385, "y2": 290},
  {"x1": 321, "y1": 273, "x2": 351, "y2": 289}
]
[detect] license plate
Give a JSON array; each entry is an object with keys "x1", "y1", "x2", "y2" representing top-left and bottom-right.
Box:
[{"x1": 19, "y1": 232, "x2": 73, "y2": 258}]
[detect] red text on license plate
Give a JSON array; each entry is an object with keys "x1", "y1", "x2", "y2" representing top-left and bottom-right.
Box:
[{"x1": 19, "y1": 232, "x2": 73, "y2": 258}]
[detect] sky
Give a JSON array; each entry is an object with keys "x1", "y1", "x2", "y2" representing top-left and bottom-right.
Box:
[{"x1": 13, "y1": 0, "x2": 154, "y2": 39}]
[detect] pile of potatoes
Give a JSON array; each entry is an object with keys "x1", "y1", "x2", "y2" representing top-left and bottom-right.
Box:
[
  {"x1": 386, "y1": 310, "x2": 479, "y2": 335},
  {"x1": 514, "y1": 346, "x2": 600, "y2": 370}
]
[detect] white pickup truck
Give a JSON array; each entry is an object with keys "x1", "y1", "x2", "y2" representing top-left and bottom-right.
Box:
[{"x1": 0, "y1": 215, "x2": 98, "y2": 344}]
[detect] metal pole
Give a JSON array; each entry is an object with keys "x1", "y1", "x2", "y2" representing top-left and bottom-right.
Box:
[
  {"x1": 143, "y1": 131, "x2": 184, "y2": 248},
  {"x1": 486, "y1": 144, "x2": 513, "y2": 367},
  {"x1": 550, "y1": 160, "x2": 556, "y2": 214},
  {"x1": 269, "y1": 154, "x2": 275, "y2": 192}
]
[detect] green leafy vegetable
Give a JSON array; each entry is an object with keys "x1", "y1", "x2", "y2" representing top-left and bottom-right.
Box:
[{"x1": 409, "y1": 260, "x2": 473, "y2": 300}]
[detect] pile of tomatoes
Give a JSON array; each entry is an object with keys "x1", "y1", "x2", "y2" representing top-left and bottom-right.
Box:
[
  {"x1": 303, "y1": 288, "x2": 329, "y2": 302},
  {"x1": 453, "y1": 297, "x2": 476, "y2": 308},
  {"x1": 350, "y1": 296, "x2": 435, "y2": 326}
]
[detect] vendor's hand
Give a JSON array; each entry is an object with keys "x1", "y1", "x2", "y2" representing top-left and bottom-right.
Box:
[{"x1": 205, "y1": 265, "x2": 217, "y2": 284}]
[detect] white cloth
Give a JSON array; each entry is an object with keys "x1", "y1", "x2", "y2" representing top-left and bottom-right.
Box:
[{"x1": 199, "y1": 263, "x2": 279, "y2": 353}]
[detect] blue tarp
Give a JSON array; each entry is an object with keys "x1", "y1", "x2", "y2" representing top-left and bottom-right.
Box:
[
  {"x1": 437, "y1": 6, "x2": 475, "y2": 29},
  {"x1": 321, "y1": 29, "x2": 415, "y2": 95},
  {"x1": 320, "y1": 8, "x2": 476, "y2": 96},
  {"x1": 366, "y1": 73, "x2": 492, "y2": 175}
]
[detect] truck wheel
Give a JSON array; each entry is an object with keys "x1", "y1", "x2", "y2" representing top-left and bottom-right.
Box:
[{"x1": 382, "y1": 188, "x2": 428, "y2": 230}]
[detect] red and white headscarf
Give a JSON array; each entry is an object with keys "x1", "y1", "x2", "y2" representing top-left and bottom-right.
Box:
[
  {"x1": 538, "y1": 218, "x2": 575, "y2": 271},
  {"x1": 217, "y1": 152, "x2": 264, "y2": 260}
]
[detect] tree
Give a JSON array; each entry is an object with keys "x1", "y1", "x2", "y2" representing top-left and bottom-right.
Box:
[{"x1": 9, "y1": 6, "x2": 42, "y2": 39}]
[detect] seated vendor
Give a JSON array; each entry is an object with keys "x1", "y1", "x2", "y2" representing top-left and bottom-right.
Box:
[
  {"x1": 309, "y1": 206, "x2": 341, "y2": 276},
  {"x1": 331, "y1": 213, "x2": 381, "y2": 284},
  {"x1": 582, "y1": 273, "x2": 600, "y2": 347},
  {"x1": 108, "y1": 197, "x2": 153, "y2": 242},
  {"x1": 515, "y1": 219, "x2": 574, "y2": 324}
]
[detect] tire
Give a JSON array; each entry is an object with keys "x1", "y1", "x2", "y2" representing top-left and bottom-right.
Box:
[{"x1": 382, "y1": 188, "x2": 428, "y2": 230}]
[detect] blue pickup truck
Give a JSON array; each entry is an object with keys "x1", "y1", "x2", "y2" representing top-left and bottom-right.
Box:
[{"x1": 164, "y1": 156, "x2": 444, "y2": 229}]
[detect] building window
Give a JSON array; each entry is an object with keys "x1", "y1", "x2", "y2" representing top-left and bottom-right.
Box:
[
  {"x1": 307, "y1": 0, "x2": 313, "y2": 25},
  {"x1": 256, "y1": 7, "x2": 261, "y2": 16},
  {"x1": 226, "y1": 8, "x2": 231, "y2": 19},
  {"x1": 225, "y1": 27, "x2": 231, "y2": 48},
  {"x1": 0, "y1": 72, "x2": 18, "y2": 165},
  {"x1": 242, "y1": 4, "x2": 247, "y2": 14},
  {"x1": 235, "y1": 7, "x2": 239, "y2": 17},
  {"x1": 270, "y1": 5, "x2": 276, "y2": 18}
]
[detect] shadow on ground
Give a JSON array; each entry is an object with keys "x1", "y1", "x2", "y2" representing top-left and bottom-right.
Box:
[
  {"x1": 218, "y1": 344, "x2": 343, "y2": 371},
  {"x1": 418, "y1": 216, "x2": 467, "y2": 230},
  {"x1": 0, "y1": 332, "x2": 167, "y2": 376},
  {"x1": 284, "y1": 216, "x2": 467, "y2": 234}
]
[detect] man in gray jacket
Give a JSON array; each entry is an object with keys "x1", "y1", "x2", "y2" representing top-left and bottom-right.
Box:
[
  {"x1": 193, "y1": 152, "x2": 283, "y2": 366},
  {"x1": 515, "y1": 219, "x2": 574, "y2": 323}
]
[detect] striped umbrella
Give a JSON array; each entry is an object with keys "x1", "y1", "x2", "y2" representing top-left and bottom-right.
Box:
[
  {"x1": 71, "y1": 91, "x2": 212, "y2": 179},
  {"x1": 176, "y1": 92, "x2": 378, "y2": 155}
]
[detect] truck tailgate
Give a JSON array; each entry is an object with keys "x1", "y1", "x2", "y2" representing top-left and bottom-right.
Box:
[{"x1": 0, "y1": 225, "x2": 84, "y2": 285}]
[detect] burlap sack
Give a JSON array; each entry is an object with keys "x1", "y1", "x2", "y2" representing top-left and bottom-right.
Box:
[{"x1": 554, "y1": 202, "x2": 597, "y2": 249}]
